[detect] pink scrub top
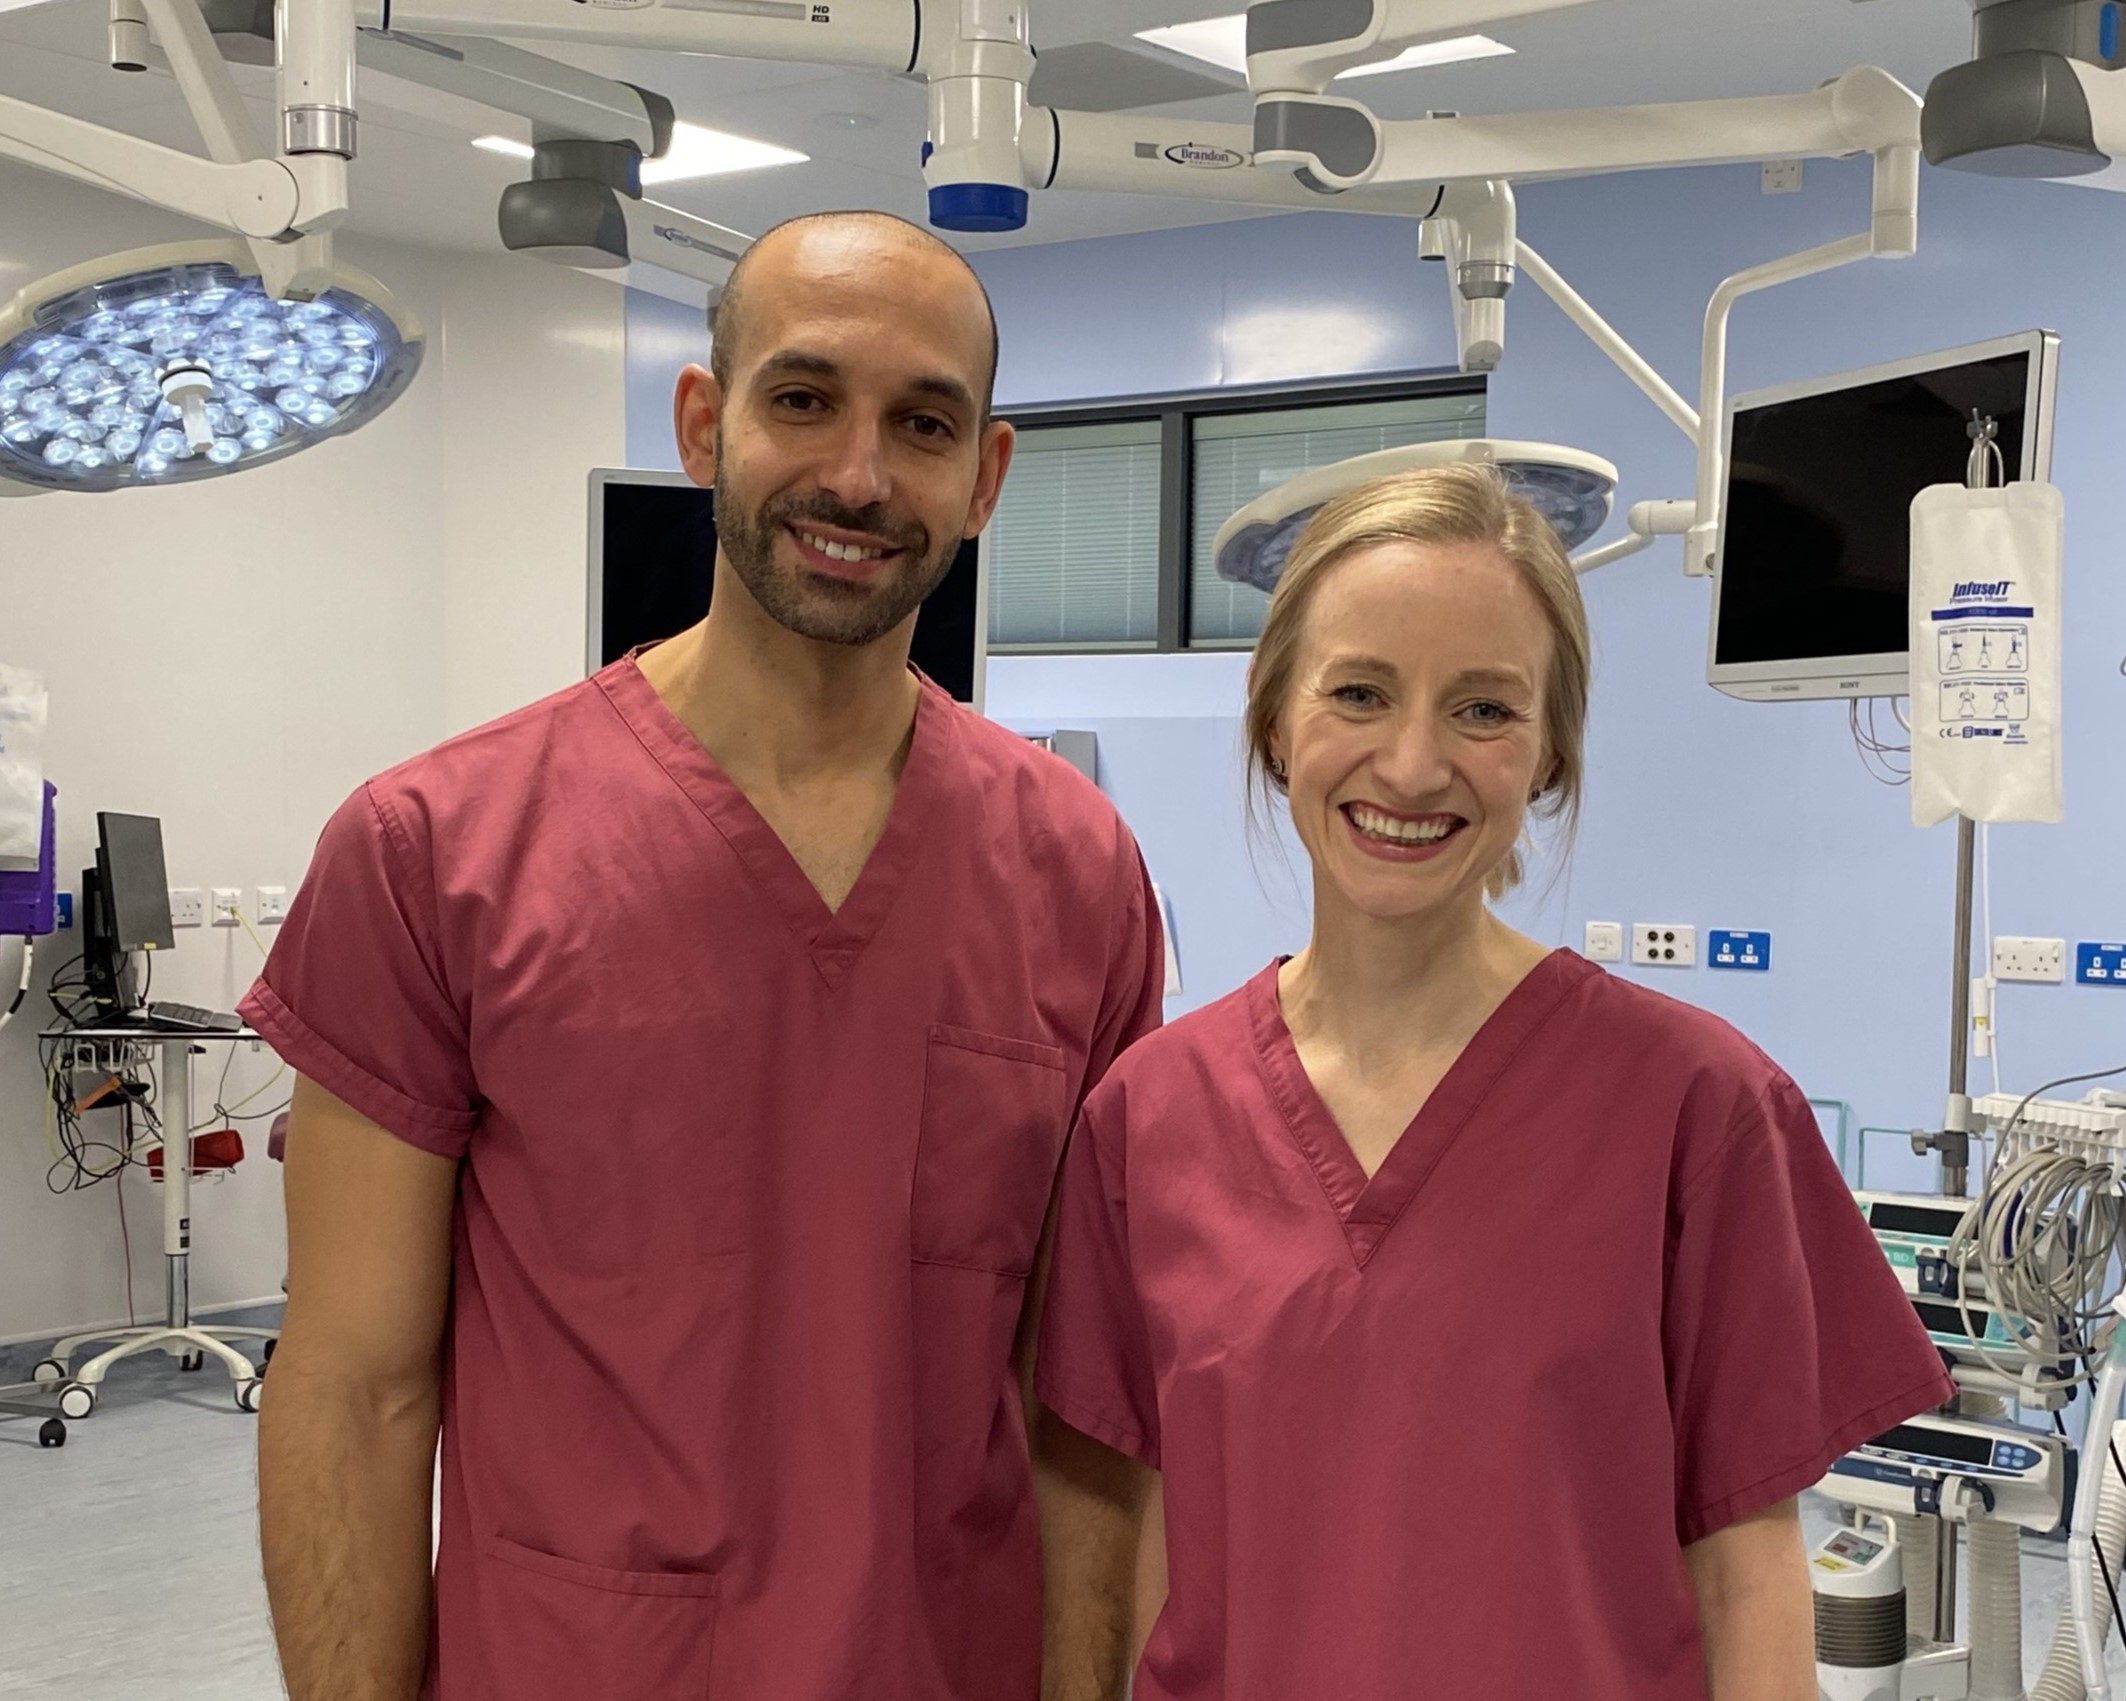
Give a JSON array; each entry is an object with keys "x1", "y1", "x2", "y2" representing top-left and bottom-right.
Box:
[
  {"x1": 239, "y1": 659, "x2": 1164, "y2": 1701},
  {"x1": 1038, "y1": 951, "x2": 1954, "y2": 1701}
]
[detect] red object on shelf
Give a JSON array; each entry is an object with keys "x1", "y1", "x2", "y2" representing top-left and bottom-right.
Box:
[{"x1": 146, "y1": 1129, "x2": 245, "y2": 1181}]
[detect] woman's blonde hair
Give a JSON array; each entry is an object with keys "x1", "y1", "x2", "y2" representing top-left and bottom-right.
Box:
[{"x1": 1243, "y1": 461, "x2": 1593, "y2": 899}]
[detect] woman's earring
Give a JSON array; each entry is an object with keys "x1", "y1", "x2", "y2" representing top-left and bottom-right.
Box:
[{"x1": 1269, "y1": 757, "x2": 1288, "y2": 781}]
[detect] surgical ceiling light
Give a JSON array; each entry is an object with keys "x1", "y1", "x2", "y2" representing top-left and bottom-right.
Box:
[
  {"x1": 1135, "y1": 16, "x2": 1512, "y2": 80},
  {"x1": 1211, "y1": 440, "x2": 1618, "y2": 596},
  {"x1": 0, "y1": 241, "x2": 422, "y2": 494}
]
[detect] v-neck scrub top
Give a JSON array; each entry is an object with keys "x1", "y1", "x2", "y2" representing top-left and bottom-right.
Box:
[
  {"x1": 1037, "y1": 951, "x2": 1954, "y2": 1700},
  {"x1": 240, "y1": 660, "x2": 1164, "y2": 1701}
]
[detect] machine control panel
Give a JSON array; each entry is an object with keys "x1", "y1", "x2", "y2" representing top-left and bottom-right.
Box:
[{"x1": 1821, "y1": 1413, "x2": 2072, "y2": 1535}]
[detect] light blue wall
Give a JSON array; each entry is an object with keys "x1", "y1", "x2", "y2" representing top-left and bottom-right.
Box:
[
  {"x1": 624, "y1": 166, "x2": 2126, "y2": 1184},
  {"x1": 625, "y1": 289, "x2": 713, "y2": 471}
]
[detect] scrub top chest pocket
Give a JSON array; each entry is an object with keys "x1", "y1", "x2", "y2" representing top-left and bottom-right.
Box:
[{"x1": 913, "y1": 1025, "x2": 1070, "y2": 1277}]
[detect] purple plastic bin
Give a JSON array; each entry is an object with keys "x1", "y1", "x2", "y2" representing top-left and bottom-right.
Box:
[{"x1": 0, "y1": 780, "x2": 57, "y2": 937}]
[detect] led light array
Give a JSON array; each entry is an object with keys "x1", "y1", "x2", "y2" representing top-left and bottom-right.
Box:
[{"x1": 0, "y1": 260, "x2": 415, "y2": 492}]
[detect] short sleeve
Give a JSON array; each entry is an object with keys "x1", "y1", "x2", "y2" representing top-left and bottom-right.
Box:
[
  {"x1": 237, "y1": 783, "x2": 480, "y2": 1160},
  {"x1": 1078, "y1": 829, "x2": 1166, "y2": 1108},
  {"x1": 1036, "y1": 1097, "x2": 1162, "y2": 1469},
  {"x1": 1666, "y1": 1075, "x2": 1955, "y2": 1546}
]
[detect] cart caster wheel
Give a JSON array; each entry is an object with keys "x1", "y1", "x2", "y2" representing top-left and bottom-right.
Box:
[
  {"x1": 235, "y1": 1379, "x2": 262, "y2": 1414},
  {"x1": 39, "y1": 1418, "x2": 66, "y2": 1448},
  {"x1": 58, "y1": 1384, "x2": 96, "y2": 1420},
  {"x1": 180, "y1": 1351, "x2": 203, "y2": 1373},
  {"x1": 31, "y1": 1358, "x2": 65, "y2": 1388}
]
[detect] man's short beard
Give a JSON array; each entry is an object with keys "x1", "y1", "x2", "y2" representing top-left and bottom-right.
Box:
[{"x1": 715, "y1": 449, "x2": 960, "y2": 648}]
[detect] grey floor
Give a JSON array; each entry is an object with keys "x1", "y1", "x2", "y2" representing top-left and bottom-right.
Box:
[
  {"x1": 4, "y1": 1348, "x2": 2126, "y2": 1700},
  {"x1": 0, "y1": 1307, "x2": 288, "y2": 1701}
]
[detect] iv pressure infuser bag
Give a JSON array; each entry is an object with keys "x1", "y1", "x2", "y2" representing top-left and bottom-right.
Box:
[
  {"x1": 0, "y1": 662, "x2": 48, "y2": 870},
  {"x1": 1909, "y1": 484, "x2": 2064, "y2": 827}
]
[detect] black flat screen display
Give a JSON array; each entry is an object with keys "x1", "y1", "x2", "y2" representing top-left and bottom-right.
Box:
[
  {"x1": 594, "y1": 478, "x2": 981, "y2": 704},
  {"x1": 1715, "y1": 351, "x2": 2034, "y2": 669}
]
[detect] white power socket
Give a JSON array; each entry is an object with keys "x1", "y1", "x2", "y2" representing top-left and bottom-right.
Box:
[
  {"x1": 210, "y1": 887, "x2": 243, "y2": 928},
  {"x1": 1584, "y1": 921, "x2": 1624, "y2": 963},
  {"x1": 255, "y1": 885, "x2": 289, "y2": 925},
  {"x1": 1992, "y1": 936, "x2": 2066, "y2": 984},
  {"x1": 1633, "y1": 924, "x2": 1697, "y2": 968},
  {"x1": 168, "y1": 887, "x2": 205, "y2": 929}
]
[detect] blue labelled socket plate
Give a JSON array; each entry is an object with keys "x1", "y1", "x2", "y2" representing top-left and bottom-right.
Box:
[
  {"x1": 55, "y1": 891, "x2": 72, "y2": 929},
  {"x1": 1709, "y1": 930, "x2": 1772, "y2": 972},
  {"x1": 2078, "y1": 943, "x2": 2126, "y2": 986}
]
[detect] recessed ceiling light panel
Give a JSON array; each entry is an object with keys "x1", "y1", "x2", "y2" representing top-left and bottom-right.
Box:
[{"x1": 1134, "y1": 15, "x2": 1512, "y2": 80}]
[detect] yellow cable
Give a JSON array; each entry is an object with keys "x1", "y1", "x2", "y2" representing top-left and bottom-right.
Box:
[{"x1": 236, "y1": 906, "x2": 271, "y2": 960}]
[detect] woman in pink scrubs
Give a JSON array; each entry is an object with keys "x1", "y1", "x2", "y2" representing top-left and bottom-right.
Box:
[{"x1": 1037, "y1": 465, "x2": 1954, "y2": 1699}]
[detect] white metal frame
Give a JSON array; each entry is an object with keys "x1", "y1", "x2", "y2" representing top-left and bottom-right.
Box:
[
  {"x1": 0, "y1": 0, "x2": 1936, "y2": 570},
  {"x1": 32, "y1": 1030, "x2": 275, "y2": 1417},
  {"x1": 0, "y1": 0, "x2": 353, "y2": 299},
  {"x1": 1705, "y1": 328, "x2": 2058, "y2": 703}
]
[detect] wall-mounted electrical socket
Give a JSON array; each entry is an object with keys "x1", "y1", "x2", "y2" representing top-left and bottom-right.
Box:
[
  {"x1": 210, "y1": 887, "x2": 243, "y2": 928},
  {"x1": 1992, "y1": 936, "x2": 2066, "y2": 984},
  {"x1": 169, "y1": 888, "x2": 205, "y2": 929},
  {"x1": 255, "y1": 885, "x2": 289, "y2": 925},
  {"x1": 1708, "y1": 930, "x2": 1773, "y2": 972},
  {"x1": 2079, "y1": 943, "x2": 2126, "y2": 987},
  {"x1": 1762, "y1": 160, "x2": 1804, "y2": 195},
  {"x1": 1584, "y1": 921, "x2": 1625, "y2": 963},
  {"x1": 1633, "y1": 924, "x2": 1697, "y2": 968}
]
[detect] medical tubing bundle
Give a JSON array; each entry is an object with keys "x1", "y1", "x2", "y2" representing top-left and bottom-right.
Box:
[
  {"x1": 1948, "y1": 1389, "x2": 2026, "y2": 1700},
  {"x1": 1950, "y1": 1144, "x2": 2126, "y2": 1389},
  {"x1": 2044, "y1": 1412, "x2": 2126, "y2": 1699},
  {"x1": 1898, "y1": 1515, "x2": 1942, "y2": 1638},
  {"x1": 1970, "y1": 1518, "x2": 2026, "y2": 1698},
  {"x1": 2032, "y1": 1420, "x2": 2126, "y2": 1701}
]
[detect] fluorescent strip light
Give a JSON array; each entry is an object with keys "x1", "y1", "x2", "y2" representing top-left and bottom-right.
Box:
[
  {"x1": 641, "y1": 122, "x2": 807, "y2": 184},
  {"x1": 473, "y1": 123, "x2": 805, "y2": 182},
  {"x1": 1342, "y1": 35, "x2": 1514, "y2": 78},
  {"x1": 1134, "y1": 15, "x2": 1512, "y2": 79}
]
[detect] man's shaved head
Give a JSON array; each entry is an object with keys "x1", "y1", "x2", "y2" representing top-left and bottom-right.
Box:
[
  {"x1": 709, "y1": 210, "x2": 1001, "y2": 419},
  {"x1": 677, "y1": 207, "x2": 1018, "y2": 653}
]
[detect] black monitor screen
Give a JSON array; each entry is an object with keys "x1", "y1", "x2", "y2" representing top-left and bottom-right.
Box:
[
  {"x1": 97, "y1": 812, "x2": 174, "y2": 952},
  {"x1": 594, "y1": 478, "x2": 981, "y2": 704},
  {"x1": 1715, "y1": 350, "x2": 2034, "y2": 669}
]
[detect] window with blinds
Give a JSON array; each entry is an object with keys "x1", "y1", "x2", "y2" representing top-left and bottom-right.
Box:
[
  {"x1": 986, "y1": 420, "x2": 1163, "y2": 649},
  {"x1": 1188, "y1": 393, "x2": 1488, "y2": 645}
]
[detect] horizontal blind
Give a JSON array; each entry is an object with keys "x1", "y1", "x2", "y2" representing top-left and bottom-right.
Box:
[
  {"x1": 1189, "y1": 393, "x2": 1487, "y2": 645},
  {"x1": 988, "y1": 420, "x2": 1163, "y2": 649}
]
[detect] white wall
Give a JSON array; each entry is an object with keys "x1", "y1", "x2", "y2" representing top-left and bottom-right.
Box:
[{"x1": 0, "y1": 162, "x2": 625, "y2": 1346}]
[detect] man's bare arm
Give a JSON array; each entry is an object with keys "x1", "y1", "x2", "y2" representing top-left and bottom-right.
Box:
[
  {"x1": 259, "y1": 1076, "x2": 459, "y2": 1701},
  {"x1": 1685, "y1": 1497, "x2": 1815, "y2": 1701},
  {"x1": 1015, "y1": 1196, "x2": 1154, "y2": 1701},
  {"x1": 1036, "y1": 1409, "x2": 1156, "y2": 1701}
]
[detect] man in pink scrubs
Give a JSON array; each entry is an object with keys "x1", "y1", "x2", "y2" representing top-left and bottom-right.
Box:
[{"x1": 245, "y1": 212, "x2": 1163, "y2": 1701}]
